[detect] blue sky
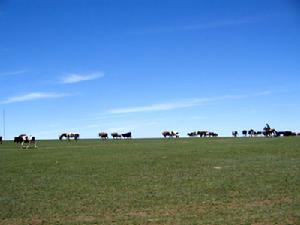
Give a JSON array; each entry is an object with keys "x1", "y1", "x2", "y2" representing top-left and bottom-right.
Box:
[{"x1": 0, "y1": 0, "x2": 299, "y2": 139}]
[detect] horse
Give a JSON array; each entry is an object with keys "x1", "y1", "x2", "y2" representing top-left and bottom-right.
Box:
[
  {"x1": 122, "y1": 132, "x2": 132, "y2": 139},
  {"x1": 232, "y1": 131, "x2": 238, "y2": 137},
  {"x1": 263, "y1": 124, "x2": 276, "y2": 137},
  {"x1": 99, "y1": 132, "x2": 108, "y2": 139},
  {"x1": 59, "y1": 133, "x2": 80, "y2": 141},
  {"x1": 111, "y1": 132, "x2": 122, "y2": 139}
]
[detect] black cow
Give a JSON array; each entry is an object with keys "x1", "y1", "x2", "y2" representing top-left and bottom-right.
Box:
[
  {"x1": 59, "y1": 133, "x2": 79, "y2": 141},
  {"x1": 248, "y1": 129, "x2": 255, "y2": 137},
  {"x1": 232, "y1": 131, "x2": 238, "y2": 137},
  {"x1": 122, "y1": 132, "x2": 132, "y2": 139},
  {"x1": 188, "y1": 131, "x2": 197, "y2": 137},
  {"x1": 0, "y1": 136, "x2": 2, "y2": 144},
  {"x1": 197, "y1": 131, "x2": 207, "y2": 138},
  {"x1": 255, "y1": 131, "x2": 263, "y2": 136},
  {"x1": 99, "y1": 132, "x2": 108, "y2": 139},
  {"x1": 111, "y1": 132, "x2": 122, "y2": 139},
  {"x1": 208, "y1": 132, "x2": 218, "y2": 137},
  {"x1": 276, "y1": 131, "x2": 296, "y2": 137},
  {"x1": 162, "y1": 131, "x2": 170, "y2": 138},
  {"x1": 14, "y1": 136, "x2": 23, "y2": 143},
  {"x1": 242, "y1": 130, "x2": 247, "y2": 137}
]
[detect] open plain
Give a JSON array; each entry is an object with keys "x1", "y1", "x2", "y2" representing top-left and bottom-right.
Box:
[{"x1": 0, "y1": 137, "x2": 299, "y2": 225}]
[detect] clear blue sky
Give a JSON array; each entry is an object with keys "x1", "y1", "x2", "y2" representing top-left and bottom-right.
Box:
[{"x1": 0, "y1": 0, "x2": 299, "y2": 139}]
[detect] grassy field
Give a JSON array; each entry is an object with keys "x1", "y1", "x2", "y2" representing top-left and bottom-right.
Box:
[{"x1": 0, "y1": 137, "x2": 299, "y2": 225}]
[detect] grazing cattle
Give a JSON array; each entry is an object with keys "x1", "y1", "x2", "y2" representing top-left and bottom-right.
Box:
[
  {"x1": 248, "y1": 129, "x2": 255, "y2": 137},
  {"x1": 255, "y1": 131, "x2": 263, "y2": 136},
  {"x1": 0, "y1": 136, "x2": 2, "y2": 144},
  {"x1": 171, "y1": 131, "x2": 179, "y2": 138},
  {"x1": 111, "y1": 132, "x2": 122, "y2": 139},
  {"x1": 232, "y1": 131, "x2": 238, "y2": 137},
  {"x1": 14, "y1": 134, "x2": 27, "y2": 144},
  {"x1": 275, "y1": 131, "x2": 296, "y2": 137},
  {"x1": 197, "y1": 131, "x2": 208, "y2": 138},
  {"x1": 122, "y1": 132, "x2": 132, "y2": 139},
  {"x1": 15, "y1": 134, "x2": 37, "y2": 149},
  {"x1": 162, "y1": 131, "x2": 179, "y2": 138},
  {"x1": 59, "y1": 133, "x2": 80, "y2": 141},
  {"x1": 208, "y1": 132, "x2": 218, "y2": 137},
  {"x1": 242, "y1": 130, "x2": 247, "y2": 137},
  {"x1": 98, "y1": 132, "x2": 108, "y2": 139},
  {"x1": 188, "y1": 131, "x2": 197, "y2": 137},
  {"x1": 162, "y1": 131, "x2": 171, "y2": 138},
  {"x1": 14, "y1": 136, "x2": 23, "y2": 143},
  {"x1": 22, "y1": 136, "x2": 37, "y2": 149}
]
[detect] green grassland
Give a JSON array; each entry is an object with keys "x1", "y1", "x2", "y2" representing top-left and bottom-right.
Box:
[{"x1": 0, "y1": 137, "x2": 299, "y2": 225}]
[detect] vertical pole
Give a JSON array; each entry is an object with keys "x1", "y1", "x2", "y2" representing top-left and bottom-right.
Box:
[{"x1": 3, "y1": 109, "x2": 5, "y2": 140}]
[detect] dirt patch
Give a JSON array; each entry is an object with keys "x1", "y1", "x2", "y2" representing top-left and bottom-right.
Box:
[
  {"x1": 61, "y1": 215, "x2": 98, "y2": 223},
  {"x1": 127, "y1": 211, "x2": 148, "y2": 217},
  {"x1": 0, "y1": 217, "x2": 43, "y2": 225}
]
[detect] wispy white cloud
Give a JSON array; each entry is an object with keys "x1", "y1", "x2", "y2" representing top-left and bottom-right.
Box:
[
  {"x1": 0, "y1": 92, "x2": 71, "y2": 104},
  {"x1": 0, "y1": 70, "x2": 27, "y2": 76},
  {"x1": 60, "y1": 72, "x2": 104, "y2": 84},
  {"x1": 255, "y1": 90, "x2": 272, "y2": 96},
  {"x1": 131, "y1": 17, "x2": 262, "y2": 35},
  {"x1": 108, "y1": 92, "x2": 271, "y2": 114}
]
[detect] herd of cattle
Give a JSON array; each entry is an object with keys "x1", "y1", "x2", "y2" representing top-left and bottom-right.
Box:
[
  {"x1": 99, "y1": 132, "x2": 132, "y2": 139},
  {"x1": 0, "y1": 125, "x2": 299, "y2": 147},
  {"x1": 10, "y1": 134, "x2": 37, "y2": 149},
  {"x1": 187, "y1": 131, "x2": 218, "y2": 137},
  {"x1": 232, "y1": 130, "x2": 299, "y2": 137}
]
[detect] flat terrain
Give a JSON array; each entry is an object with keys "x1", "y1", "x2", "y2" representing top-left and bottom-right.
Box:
[{"x1": 0, "y1": 137, "x2": 299, "y2": 225}]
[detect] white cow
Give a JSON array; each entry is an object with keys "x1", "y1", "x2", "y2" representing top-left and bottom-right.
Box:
[{"x1": 20, "y1": 134, "x2": 37, "y2": 149}]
